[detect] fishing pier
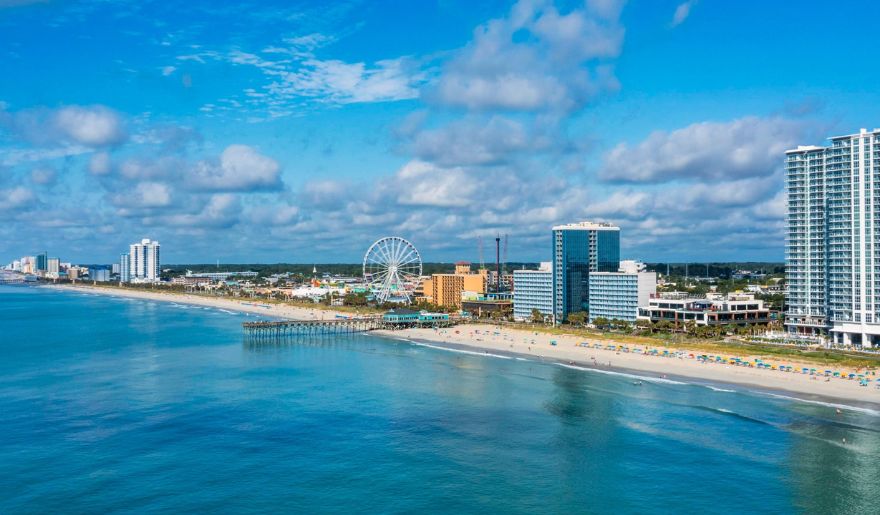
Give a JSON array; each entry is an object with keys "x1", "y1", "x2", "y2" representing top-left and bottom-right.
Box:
[{"x1": 242, "y1": 312, "x2": 457, "y2": 344}]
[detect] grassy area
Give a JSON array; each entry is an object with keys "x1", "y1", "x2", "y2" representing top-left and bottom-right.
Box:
[{"x1": 487, "y1": 321, "x2": 880, "y2": 369}]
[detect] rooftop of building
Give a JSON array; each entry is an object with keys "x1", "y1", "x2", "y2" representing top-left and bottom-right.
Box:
[
  {"x1": 651, "y1": 291, "x2": 759, "y2": 302},
  {"x1": 551, "y1": 221, "x2": 619, "y2": 231},
  {"x1": 787, "y1": 128, "x2": 880, "y2": 153}
]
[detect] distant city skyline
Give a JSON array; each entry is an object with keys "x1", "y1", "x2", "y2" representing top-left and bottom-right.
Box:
[{"x1": 3, "y1": 0, "x2": 880, "y2": 264}]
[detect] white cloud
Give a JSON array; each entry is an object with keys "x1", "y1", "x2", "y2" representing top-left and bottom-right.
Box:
[
  {"x1": 0, "y1": 104, "x2": 126, "y2": 148},
  {"x1": 189, "y1": 145, "x2": 282, "y2": 192},
  {"x1": 161, "y1": 65, "x2": 177, "y2": 76},
  {"x1": 128, "y1": 182, "x2": 172, "y2": 208},
  {"x1": 407, "y1": 116, "x2": 543, "y2": 167},
  {"x1": 671, "y1": 1, "x2": 697, "y2": 27},
  {"x1": 261, "y1": 55, "x2": 425, "y2": 106},
  {"x1": 393, "y1": 161, "x2": 479, "y2": 208},
  {"x1": 157, "y1": 194, "x2": 241, "y2": 228},
  {"x1": 431, "y1": 0, "x2": 624, "y2": 113},
  {"x1": 0, "y1": 186, "x2": 35, "y2": 212},
  {"x1": 53, "y1": 106, "x2": 126, "y2": 146},
  {"x1": 600, "y1": 116, "x2": 807, "y2": 183}
]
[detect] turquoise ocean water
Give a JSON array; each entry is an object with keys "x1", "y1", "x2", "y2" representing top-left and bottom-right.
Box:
[{"x1": 1, "y1": 285, "x2": 879, "y2": 514}]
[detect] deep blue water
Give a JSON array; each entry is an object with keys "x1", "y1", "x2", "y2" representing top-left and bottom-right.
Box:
[{"x1": 1, "y1": 286, "x2": 879, "y2": 514}]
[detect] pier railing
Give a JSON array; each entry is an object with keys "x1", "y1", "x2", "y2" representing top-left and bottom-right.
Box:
[{"x1": 242, "y1": 316, "x2": 457, "y2": 343}]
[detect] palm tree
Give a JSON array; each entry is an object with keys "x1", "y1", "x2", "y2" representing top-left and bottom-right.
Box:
[{"x1": 531, "y1": 309, "x2": 545, "y2": 324}]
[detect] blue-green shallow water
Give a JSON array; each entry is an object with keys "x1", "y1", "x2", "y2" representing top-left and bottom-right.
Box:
[{"x1": 2, "y1": 286, "x2": 879, "y2": 514}]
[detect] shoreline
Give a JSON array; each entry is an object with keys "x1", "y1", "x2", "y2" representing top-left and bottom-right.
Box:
[
  {"x1": 45, "y1": 283, "x2": 880, "y2": 410},
  {"x1": 385, "y1": 333, "x2": 880, "y2": 415}
]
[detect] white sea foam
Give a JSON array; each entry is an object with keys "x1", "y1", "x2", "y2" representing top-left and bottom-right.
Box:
[
  {"x1": 760, "y1": 392, "x2": 880, "y2": 416},
  {"x1": 411, "y1": 341, "x2": 512, "y2": 360},
  {"x1": 558, "y1": 363, "x2": 687, "y2": 385},
  {"x1": 703, "y1": 385, "x2": 737, "y2": 393}
]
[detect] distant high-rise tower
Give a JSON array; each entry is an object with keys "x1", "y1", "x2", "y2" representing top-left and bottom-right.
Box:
[
  {"x1": 129, "y1": 239, "x2": 160, "y2": 282},
  {"x1": 786, "y1": 128, "x2": 880, "y2": 348},
  {"x1": 35, "y1": 252, "x2": 48, "y2": 272},
  {"x1": 120, "y1": 253, "x2": 131, "y2": 283},
  {"x1": 552, "y1": 222, "x2": 620, "y2": 323}
]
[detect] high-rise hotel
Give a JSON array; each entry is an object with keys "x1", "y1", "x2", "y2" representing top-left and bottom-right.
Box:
[
  {"x1": 786, "y1": 128, "x2": 880, "y2": 347},
  {"x1": 552, "y1": 222, "x2": 620, "y2": 323},
  {"x1": 123, "y1": 238, "x2": 161, "y2": 283}
]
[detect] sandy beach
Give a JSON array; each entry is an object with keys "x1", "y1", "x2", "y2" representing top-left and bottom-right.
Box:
[
  {"x1": 385, "y1": 325, "x2": 880, "y2": 409},
  {"x1": 49, "y1": 284, "x2": 880, "y2": 408},
  {"x1": 48, "y1": 284, "x2": 356, "y2": 321}
]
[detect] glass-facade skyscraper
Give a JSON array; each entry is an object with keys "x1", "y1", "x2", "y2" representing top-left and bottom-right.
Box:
[
  {"x1": 785, "y1": 128, "x2": 880, "y2": 347},
  {"x1": 120, "y1": 253, "x2": 131, "y2": 283},
  {"x1": 35, "y1": 252, "x2": 47, "y2": 272},
  {"x1": 552, "y1": 222, "x2": 620, "y2": 323}
]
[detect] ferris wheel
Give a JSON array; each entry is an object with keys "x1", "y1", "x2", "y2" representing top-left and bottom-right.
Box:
[{"x1": 363, "y1": 236, "x2": 422, "y2": 304}]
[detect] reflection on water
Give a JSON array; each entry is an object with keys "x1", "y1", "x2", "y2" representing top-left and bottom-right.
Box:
[{"x1": 1, "y1": 285, "x2": 879, "y2": 514}]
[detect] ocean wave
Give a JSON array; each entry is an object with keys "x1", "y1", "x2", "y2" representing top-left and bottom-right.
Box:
[
  {"x1": 760, "y1": 392, "x2": 880, "y2": 417},
  {"x1": 692, "y1": 405, "x2": 774, "y2": 426},
  {"x1": 703, "y1": 385, "x2": 737, "y2": 393},
  {"x1": 558, "y1": 363, "x2": 687, "y2": 385},
  {"x1": 411, "y1": 342, "x2": 512, "y2": 360}
]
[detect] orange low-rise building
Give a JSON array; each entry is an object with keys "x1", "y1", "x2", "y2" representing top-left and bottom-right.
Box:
[{"x1": 418, "y1": 263, "x2": 489, "y2": 309}]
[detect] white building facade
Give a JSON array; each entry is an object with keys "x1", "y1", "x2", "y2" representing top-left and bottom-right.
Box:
[
  {"x1": 587, "y1": 271, "x2": 657, "y2": 323},
  {"x1": 513, "y1": 263, "x2": 553, "y2": 322},
  {"x1": 129, "y1": 239, "x2": 161, "y2": 283},
  {"x1": 786, "y1": 128, "x2": 880, "y2": 347}
]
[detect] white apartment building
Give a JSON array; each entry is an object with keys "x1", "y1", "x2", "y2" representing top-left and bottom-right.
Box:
[
  {"x1": 786, "y1": 128, "x2": 880, "y2": 347},
  {"x1": 588, "y1": 270, "x2": 657, "y2": 323},
  {"x1": 129, "y1": 239, "x2": 161, "y2": 283},
  {"x1": 513, "y1": 262, "x2": 553, "y2": 322}
]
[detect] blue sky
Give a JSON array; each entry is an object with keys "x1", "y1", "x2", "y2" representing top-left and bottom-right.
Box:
[{"x1": 2, "y1": 0, "x2": 880, "y2": 264}]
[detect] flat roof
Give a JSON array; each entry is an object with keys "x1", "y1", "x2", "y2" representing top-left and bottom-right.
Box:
[
  {"x1": 552, "y1": 221, "x2": 619, "y2": 231},
  {"x1": 785, "y1": 145, "x2": 824, "y2": 154},
  {"x1": 787, "y1": 128, "x2": 880, "y2": 153}
]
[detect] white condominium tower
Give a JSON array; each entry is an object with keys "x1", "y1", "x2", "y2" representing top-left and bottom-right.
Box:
[
  {"x1": 785, "y1": 128, "x2": 880, "y2": 347},
  {"x1": 129, "y1": 238, "x2": 161, "y2": 282}
]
